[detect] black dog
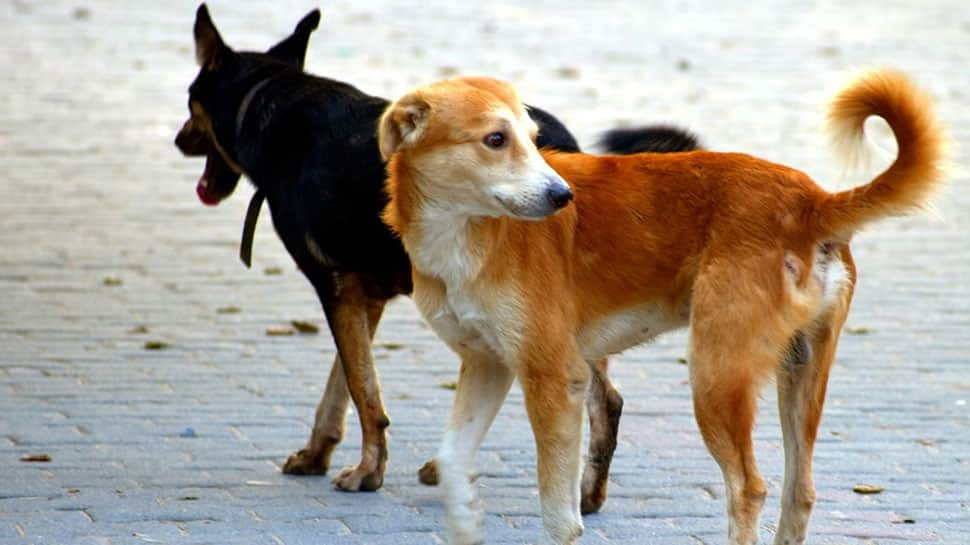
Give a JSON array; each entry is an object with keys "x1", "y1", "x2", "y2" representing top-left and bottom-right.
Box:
[{"x1": 175, "y1": 4, "x2": 699, "y2": 498}]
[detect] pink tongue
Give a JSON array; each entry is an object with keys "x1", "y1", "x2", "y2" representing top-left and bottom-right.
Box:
[{"x1": 196, "y1": 177, "x2": 221, "y2": 206}]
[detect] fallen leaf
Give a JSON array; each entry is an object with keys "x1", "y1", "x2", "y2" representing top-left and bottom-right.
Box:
[
  {"x1": 845, "y1": 326, "x2": 871, "y2": 335},
  {"x1": 103, "y1": 276, "x2": 123, "y2": 286},
  {"x1": 380, "y1": 342, "x2": 405, "y2": 350},
  {"x1": 266, "y1": 327, "x2": 295, "y2": 337},
  {"x1": 439, "y1": 381, "x2": 457, "y2": 391},
  {"x1": 852, "y1": 484, "x2": 884, "y2": 494},
  {"x1": 676, "y1": 59, "x2": 691, "y2": 71},
  {"x1": 290, "y1": 320, "x2": 319, "y2": 334},
  {"x1": 556, "y1": 67, "x2": 580, "y2": 79},
  {"x1": 818, "y1": 45, "x2": 841, "y2": 58},
  {"x1": 127, "y1": 325, "x2": 149, "y2": 334},
  {"x1": 217, "y1": 306, "x2": 241, "y2": 314},
  {"x1": 20, "y1": 454, "x2": 51, "y2": 462},
  {"x1": 67, "y1": 488, "x2": 80, "y2": 494},
  {"x1": 144, "y1": 341, "x2": 172, "y2": 350},
  {"x1": 677, "y1": 357, "x2": 688, "y2": 365},
  {"x1": 264, "y1": 267, "x2": 283, "y2": 276}
]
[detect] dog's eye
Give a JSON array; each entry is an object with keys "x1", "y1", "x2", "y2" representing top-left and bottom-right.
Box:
[{"x1": 483, "y1": 132, "x2": 506, "y2": 149}]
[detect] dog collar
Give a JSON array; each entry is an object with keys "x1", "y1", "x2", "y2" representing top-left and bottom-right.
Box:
[
  {"x1": 234, "y1": 74, "x2": 276, "y2": 268},
  {"x1": 235, "y1": 77, "x2": 275, "y2": 140},
  {"x1": 239, "y1": 190, "x2": 265, "y2": 268}
]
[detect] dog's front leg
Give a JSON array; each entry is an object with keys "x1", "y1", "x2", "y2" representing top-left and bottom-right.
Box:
[
  {"x1": 521, "y1": 350, "x2": 589, "y2": 545},
  {"x1": 439, "y1": 351, "x2": 514, "y2": 545},
  {"x1": 282, "y1": 352, "x2": 349, "y2": 474}
]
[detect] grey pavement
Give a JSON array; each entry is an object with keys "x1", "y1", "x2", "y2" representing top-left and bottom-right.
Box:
[{"x1": 1, "y1": 1, "x2": 969, "y2": 544}]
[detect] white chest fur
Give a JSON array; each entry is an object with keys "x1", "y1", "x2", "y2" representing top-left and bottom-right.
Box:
[{"x1": 407, "y1": 211, "x2": 524, "y2": 361}]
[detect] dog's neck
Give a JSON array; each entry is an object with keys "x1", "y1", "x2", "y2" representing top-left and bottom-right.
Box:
[
  {"x1": 405, "y1": 203, "x2": 495, "y2": 288},
  {"x1": 386, "y1": 159, "x2": 510, "y2": 289}
]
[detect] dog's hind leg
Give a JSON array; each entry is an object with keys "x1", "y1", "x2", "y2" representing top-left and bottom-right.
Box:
[
  {"x1": 282, "y1": 292, "x2": 385, "y2": 477},
  {"x1": 688, "y1": 265, "x2": 789, "y2": 545},
  {"x1": 314, "y1": 273, "x2": 391, "y2": 492},
  {"x1": 775, "y1": 256, "x2": 854, "y2": 545},
  {"x1": 438, "y1": 351, "x2": 515, "y2": 545},
  {"x1": 580, "y1": 357, "x2": 623, "y2": 515},
  {"x1": 690, "y1": 343, "x2": 768, "y2": 545}
]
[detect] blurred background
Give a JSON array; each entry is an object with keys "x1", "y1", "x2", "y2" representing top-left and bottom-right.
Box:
[{"x1": 1, "y1": 1, "x2": 968, "y2": 544}]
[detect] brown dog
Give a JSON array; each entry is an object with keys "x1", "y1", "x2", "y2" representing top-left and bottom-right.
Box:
[{"x1": 378, "y1": 70, "x2": 946, "y2": 545}]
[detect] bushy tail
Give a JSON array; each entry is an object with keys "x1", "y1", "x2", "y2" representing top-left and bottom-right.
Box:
[
  {"x1": 599, "y1": 125, "x2": 702, "y2": 154},
  {"x1": 817, "y1": 69, "x2": 947, "y2": 237}
]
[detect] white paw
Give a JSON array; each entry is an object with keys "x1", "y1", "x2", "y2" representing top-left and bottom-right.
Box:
[{"x1": 447, "y1": 498, "x2": 485, "y2": 545}]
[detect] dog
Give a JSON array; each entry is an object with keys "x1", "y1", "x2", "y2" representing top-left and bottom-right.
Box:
[
  {"x1": 378, "y1": 71, "x2": 946, "y2": 544},
  {"x1": 175, "y1": 4, "x2": 700, "y2": 495}
]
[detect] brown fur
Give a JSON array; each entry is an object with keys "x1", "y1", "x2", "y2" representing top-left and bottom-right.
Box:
[{"x1": 379, "y1": 70, "x2": 946, "y2": 545}]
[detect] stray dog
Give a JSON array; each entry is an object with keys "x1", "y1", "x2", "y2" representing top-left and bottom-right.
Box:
[
  {"x1": 175, "y1": 4, "x2": 700, "y2": 495},
  {"x1": 379, "y1": 71, "x2": 946, "y2": 544}
]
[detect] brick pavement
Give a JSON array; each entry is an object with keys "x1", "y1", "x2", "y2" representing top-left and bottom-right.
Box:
[{"x1": 1, "y1": 1, "x2": 968, "y2": 544}]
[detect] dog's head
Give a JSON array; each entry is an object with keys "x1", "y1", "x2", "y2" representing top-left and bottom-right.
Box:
[
  {"x1": 174, "y1": 4, "x2": 320, "y2": 205},
  {"x1": 379, "y1": 77, "x2": 573, "y2": 222}
]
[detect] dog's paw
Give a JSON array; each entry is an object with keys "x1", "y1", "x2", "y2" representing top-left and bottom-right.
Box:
[
  {"x1": 332, "y1": 464, "x2": 384, "y2": 492},
  {"x1": 281, "y1": 448, "x2": 330, "y2": 475},
  {"x1": 579, "y1": 460, "x2": 610, "y2": 514},
  {"x1": 580, "y1": 475, "x2": 607, "y2": 515},
  {"x1": 447, "y1": 500, "x2": 485, "y2": 545},
  {"x1": 418, "y1": 458, "x2": 439, "y2": 486},
  {"x1": 580, "y1": 489, "x2": 606, "y2": 515}
]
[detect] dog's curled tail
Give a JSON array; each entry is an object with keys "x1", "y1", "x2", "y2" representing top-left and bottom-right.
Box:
[{"x1": 818, "y1": 69, "x2": 948, "y2": 237}]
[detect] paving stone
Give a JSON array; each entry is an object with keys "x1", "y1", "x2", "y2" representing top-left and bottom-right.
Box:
[{"x1": 1, "y1": 1, "x2": 968, "y2": 544}]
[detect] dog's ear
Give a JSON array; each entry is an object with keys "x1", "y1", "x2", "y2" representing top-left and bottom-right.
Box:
[
  {"x1": 194, "y1": 4, "x2": 228, "y2": 69},
  {"x1": 266, "y1": 9, "x2": 321, "y2": 69},
  {"x1": 379, "y1": 94, "x2": 431, "y2": 160}
]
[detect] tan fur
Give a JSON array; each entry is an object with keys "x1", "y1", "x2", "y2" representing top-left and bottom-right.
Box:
[
  {"x1": 281, "y1": 273, "x2": 390, "y2": 492},
  {"x1": 380, "y1": 70, "x2": 946, "y2": 545}
]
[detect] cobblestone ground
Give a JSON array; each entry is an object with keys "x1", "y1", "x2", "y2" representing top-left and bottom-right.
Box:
[{"x1": 2, "y1": 1, "x2": 968, "y2": 544}]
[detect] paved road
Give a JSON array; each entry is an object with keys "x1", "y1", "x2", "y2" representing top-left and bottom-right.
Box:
[{"x1": 1, "y1": 1, "x2": 968, "y2": 544}]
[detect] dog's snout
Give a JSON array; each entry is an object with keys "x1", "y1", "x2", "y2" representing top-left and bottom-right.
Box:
[{"x1": 546, "y1": 180, "x2": 574, "y2": 209}]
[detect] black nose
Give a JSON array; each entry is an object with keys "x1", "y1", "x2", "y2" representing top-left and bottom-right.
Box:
[{"x1": 546, "y1": 183, "x2": 574, "y2": 209}]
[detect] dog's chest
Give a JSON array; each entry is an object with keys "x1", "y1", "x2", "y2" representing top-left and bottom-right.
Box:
[{"x1": 416, "y1": 281, "x2": 521, "y2": 359}]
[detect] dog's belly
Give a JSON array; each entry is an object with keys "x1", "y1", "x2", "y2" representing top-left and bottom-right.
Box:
[{"x1": 578, "y1": 302, "x2": 686, "y2": 359}]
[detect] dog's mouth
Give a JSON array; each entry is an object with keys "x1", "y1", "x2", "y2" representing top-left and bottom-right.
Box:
[
  {"x1": 195, "y1": 153, "x2": 242, "y2": 206},
  {"x1": 490, "y1": 177, "x2": 574, "y2": 220},
  {"x1": 175, "y1": 119, "x2": 242, "y2": 206}
]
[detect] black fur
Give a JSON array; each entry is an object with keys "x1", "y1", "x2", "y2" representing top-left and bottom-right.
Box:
[
  {"x1": 175, "y1": 4, "x2": 702, "y2": 481},
  {"x1": 599, "y1": 125, "x2": 702, "y2": 154},
  {"x1": 179, "y1": 6, "x2": 590, "y2": 299},
  {"x1": 785, "y1": 332, "x2": 812, "y2": 367}
]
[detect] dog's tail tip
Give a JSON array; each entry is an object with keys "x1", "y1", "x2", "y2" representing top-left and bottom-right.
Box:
[
  {"x1": 298, "y1": 9, "x2": 322, "y2": 33},
  {"x1": 599, "y1": 125, "x2": 702, "y2": 155},
  {"x1": 821, "y1": 68, "x2": 949, "y2": 235}
]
